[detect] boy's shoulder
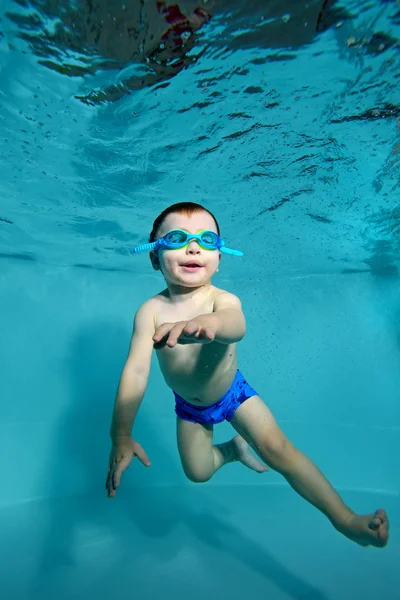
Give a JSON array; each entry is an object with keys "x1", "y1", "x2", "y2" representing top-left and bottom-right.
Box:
[
  {"x1": 137, "y1": 292, "x2": 165, "y2": 312},
  {"x1": 212, "y1": 287, "x2": 239, "y2": 299},
  {"x1": 212, "y1": 288, "x2": 242, "y2": 310},
  {"x1": 136, "y1": 289, "x2": 170, "y2": 317}
]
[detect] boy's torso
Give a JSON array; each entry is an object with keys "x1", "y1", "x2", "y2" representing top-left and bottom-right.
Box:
[{"x1": 150, "y1": 285, "x2": 238, "y2": 406}]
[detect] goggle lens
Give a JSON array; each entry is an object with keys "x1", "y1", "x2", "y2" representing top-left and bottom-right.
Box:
[{"x1": 163, "y1": 230, "x2": 219, "y2": 249}]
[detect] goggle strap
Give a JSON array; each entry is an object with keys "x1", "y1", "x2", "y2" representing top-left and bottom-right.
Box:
[
  {"x1": 221, "y1": 247, "x2": 244, "y2": 256},
  {"x1": 130, "y1": 241, "x2": 158, "y2": 254}
]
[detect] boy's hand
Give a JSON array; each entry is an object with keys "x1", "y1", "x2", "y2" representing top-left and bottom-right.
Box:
[
  {"x1": 106, "y1": 438, "x2": 151, "y2": 498},
  {"x1": 153, "y1": 319, "x2": 216, "y2": 348}
]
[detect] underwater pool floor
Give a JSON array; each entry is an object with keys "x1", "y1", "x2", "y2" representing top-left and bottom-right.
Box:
[{"x1": 1, "y1": 485, "x2": 398, "y2": 600}]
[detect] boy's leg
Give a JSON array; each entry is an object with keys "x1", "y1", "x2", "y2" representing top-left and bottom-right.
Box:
[
  {"x1": 176, "y1": 416, "x2": 267, "y2": 482},
  {"x1": 230, "y1": 395, "x2": 389, "y2": 548},
  {"x1": 176, "y1": 417, "x2": 227, "y2": 482}
]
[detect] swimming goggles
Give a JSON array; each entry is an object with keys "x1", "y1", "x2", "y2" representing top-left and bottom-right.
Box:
[{"x1": 130, "y1": 229, "x2": 243, "y2": 256}]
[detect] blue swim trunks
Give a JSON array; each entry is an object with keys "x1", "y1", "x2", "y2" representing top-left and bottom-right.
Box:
[{"x1": 174, "y1": 369, "x2": 257, "y2": 425}]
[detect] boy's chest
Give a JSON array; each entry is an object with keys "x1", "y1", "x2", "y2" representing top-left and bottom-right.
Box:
[
  {"x1": 155, "y1": 330, "x2": 227, "y2": 378},
  {"x1": 154, "y1": 298, "x2": 215, "y2": 329}
]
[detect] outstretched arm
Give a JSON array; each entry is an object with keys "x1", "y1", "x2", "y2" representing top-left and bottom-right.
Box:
[
  {"x1": 152, "y1": 292, "x2": 246, "y2": 347},
  {"x1": 198, "y1": 291, "x2": 246, "y2": 344}
]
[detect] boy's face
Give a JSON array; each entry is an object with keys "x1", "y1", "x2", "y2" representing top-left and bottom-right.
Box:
[{"x1": 151, "y1": 211, "x2": 221, "y2": 288}]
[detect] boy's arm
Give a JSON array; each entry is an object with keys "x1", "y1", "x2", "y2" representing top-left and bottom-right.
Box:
[
  {"x1": 198, "y1": 291, "x2": 246, "y2": 344},
  {"x1": 110, "y1": 300, "x2": 155, "y2": 442},
  {"x1": 152, "y1": 292, "x2": 246, "y2": 348},
  {"x1": 173, "y1": 292, "x2": 246, "y2": 344}
]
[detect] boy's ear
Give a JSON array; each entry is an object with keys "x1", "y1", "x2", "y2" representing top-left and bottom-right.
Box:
[
  {"x1": 150, "y1": 251, "x2": 160, "y2": 271},
  {"x1": 216, "y1": 251, "x2": 222, "y2": 272}
]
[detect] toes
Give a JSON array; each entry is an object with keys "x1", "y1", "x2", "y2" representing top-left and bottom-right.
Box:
[
  {"x1": 375, "y1": 508, "x2": 387, "y2": 522},
  {"x1": 369, "y1": 510, "x2": 389, "y2": 546},
  {"x1": 369, "y1": 518, "x2": 380, "y2": 530},
  {"x1": 256, "y1": 464, "x2": 269, "y2": 473},
  {"x1": 377, "y1": 527, "x2": 389, "y2": 547},
  {"x1": 370, "y1": 509, "x2": 388, "y2": 529},
  {"x1": 369, "y1": 509, "x2": 387, "y2": 528}
]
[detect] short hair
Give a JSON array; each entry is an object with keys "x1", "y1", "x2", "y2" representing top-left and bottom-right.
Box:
[{"x1": 149, "y1": 202, "x2": 220, "y2": 243}]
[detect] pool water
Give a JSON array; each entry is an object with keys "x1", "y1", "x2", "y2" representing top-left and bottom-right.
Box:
[{"x1": 0, "y1": 1, "x2": 399, "y2": 598}]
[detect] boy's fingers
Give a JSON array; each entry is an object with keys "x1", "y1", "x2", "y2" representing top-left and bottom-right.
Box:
[
  {"x1": 154, "y1": 321, "x2": 181, "y2": 342},
  {"x1": 154, "y1": 327, "x2": 175, "y2": 348},
  {"x1": 106, "y1": 458, "x2": 126, "y2": 496},
  {"x1": 113, "y1": 468, "x2": 121, "y2": 489},
  {"x1": 106, "y1": 469, "x2": 111, "y2": 490},
  {"x1": 153, "y1": 323, "x2": 171, "y2": 341},
  {"x1": 107, "y1": 445, "x2": 150, "y2": 497},
  {"x1": 153, "y1": 323, "x2": 182, "y2": 346},
  {"x1": 134, "y1": 446, "x2": 151, "y2": 466},
  {"x1": 167, "y1": 323, "x2": 186, "y2": 346},
  {"x1": 153, "y1": 336, "x2": 168, "y2": 349},
  {"x1": 183, "y1": 324, "x2": 214, "y2": 341},
  {"x1": 113, "y1": 459, "x2": 128, "y2": 488},
  {"x1": 183, "y1": 322, "x2": 199, "y2": 335},
  {"x1": 106, "y1": 464, "x2": 116, "y2": 496}
]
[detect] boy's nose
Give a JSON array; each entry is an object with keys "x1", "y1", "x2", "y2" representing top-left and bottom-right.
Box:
[{"x1": 187, "y1": 241, "x2": 201, "y2": 252}]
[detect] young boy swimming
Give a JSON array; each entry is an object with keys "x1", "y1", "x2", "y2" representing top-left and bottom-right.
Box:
[{"x1": 106, "y1": 201, "x2": 389, "y2": 548}]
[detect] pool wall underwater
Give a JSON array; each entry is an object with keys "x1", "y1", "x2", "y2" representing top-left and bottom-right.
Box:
[{"x1": 0, "y1": 260, "x2": 399, "y2": 599}]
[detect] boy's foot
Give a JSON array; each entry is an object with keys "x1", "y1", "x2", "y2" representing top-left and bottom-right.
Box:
[
  {"x1": 336, "y1": 509, "x2": 389, "y2": 547},
  {"x1": 232, "y1": 435, "x2": 269, "y2": 473}
]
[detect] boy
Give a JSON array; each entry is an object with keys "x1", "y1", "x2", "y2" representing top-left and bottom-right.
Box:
[{"x1": 106, "y1": 201, "x2": 389, "y2": 548}]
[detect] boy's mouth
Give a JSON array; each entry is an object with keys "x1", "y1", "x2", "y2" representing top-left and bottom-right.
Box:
[{"x1": 181, "y1": 261, "x2": 203, "y2": 272}]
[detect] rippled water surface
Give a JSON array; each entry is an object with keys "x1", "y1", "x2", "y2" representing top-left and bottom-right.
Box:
[{"x1": 0, "y1": 0, "x2": 399, "y2": 277}]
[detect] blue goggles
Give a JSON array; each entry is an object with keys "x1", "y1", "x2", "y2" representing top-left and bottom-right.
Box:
[{"x1": 130, "y1": 229, "x2": 243, "y2": 256}]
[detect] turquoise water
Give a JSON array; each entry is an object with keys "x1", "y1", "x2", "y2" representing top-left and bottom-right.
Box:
[{"x1": 0, "y1": 1, "x2": 399, "y2": 598}]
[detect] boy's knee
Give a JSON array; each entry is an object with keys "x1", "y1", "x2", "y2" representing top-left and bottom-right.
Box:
[
  {"x1": 183, "y1": 466, "x2": 212, "y2": 484},
  {"x1": 257, "y1": 435, "x2": 294, "y2": 470}
]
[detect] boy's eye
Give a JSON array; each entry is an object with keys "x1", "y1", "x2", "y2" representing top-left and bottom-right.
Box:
[
  {"x1": 166, "y1": 231, "x2": 186, "y2": 243},
  {"x1": 201, "y1": 232, "x2": 217, "y2": 244}
]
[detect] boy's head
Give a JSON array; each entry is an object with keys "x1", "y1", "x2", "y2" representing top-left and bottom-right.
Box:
[{"x1": 149, "y1": 202, "x2": 221, "y2": 289}]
